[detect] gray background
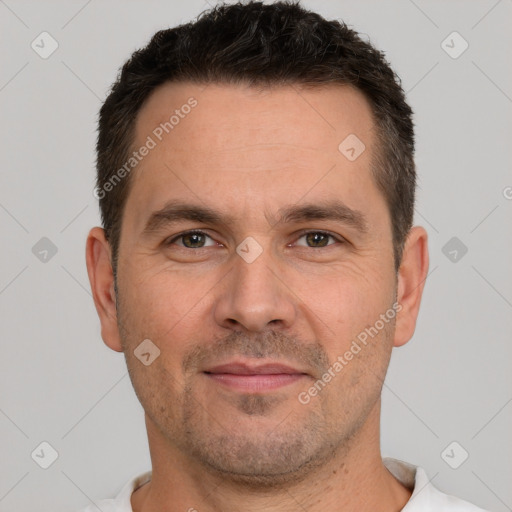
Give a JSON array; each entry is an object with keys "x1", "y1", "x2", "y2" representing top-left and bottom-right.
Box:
[{"x1": 0, "y1": 0, "x2": 511, "y2": 511}]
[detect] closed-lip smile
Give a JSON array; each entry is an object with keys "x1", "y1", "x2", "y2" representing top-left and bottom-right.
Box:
[{"x1": 203, "y1": 361, "x2": 309, "y2": 392}]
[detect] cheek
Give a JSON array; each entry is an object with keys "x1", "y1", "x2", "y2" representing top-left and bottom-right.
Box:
[
  {"x1": 120, "y1": 264, "x2": 216, "y2": 366},
  {"x1": 123, "y1": 264, "x2": 192, "y2": 331},
  {"x1": 304, "y1": 262, "x2": 394, "y2": 347}
]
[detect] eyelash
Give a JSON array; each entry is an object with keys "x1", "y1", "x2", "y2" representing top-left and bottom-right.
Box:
[{"x1": 165, "y1": 230, "x2": 345, "y2": 249}]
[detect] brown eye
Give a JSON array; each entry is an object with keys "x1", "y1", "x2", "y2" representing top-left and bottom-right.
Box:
[
  {"x1": 295, "y1": 231, "x2": 341, "y2": 248},
  {"x1": 166, "y1": 231, "x2": 216, "y2": 249}
]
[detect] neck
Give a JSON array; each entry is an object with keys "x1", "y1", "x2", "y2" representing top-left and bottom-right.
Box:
[{"x1": 131, "y1": 401, "x2": 412, "y2": 512}]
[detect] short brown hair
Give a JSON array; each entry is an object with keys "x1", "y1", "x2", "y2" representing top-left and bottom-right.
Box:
[{"x1": 95, "y1": 0, "x2": 415, "y2": 279}]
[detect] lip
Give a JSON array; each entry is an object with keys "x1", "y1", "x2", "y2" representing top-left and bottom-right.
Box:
[
  {"x1": 204, "y1": 361, "x2": 308, "y2": 392},
  {"x1": 205, "y1": 362, "x2": 305, "y2": 375}
]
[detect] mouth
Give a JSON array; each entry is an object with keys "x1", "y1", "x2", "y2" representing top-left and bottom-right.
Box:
[{"x1": 203, "y1": 362, "x2": 309, "y2": 392}]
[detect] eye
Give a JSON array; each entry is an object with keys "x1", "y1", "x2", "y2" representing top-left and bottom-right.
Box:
[
  {"x1": 165, "y1": 230, "x2": 344, "y2": 250},
  {"x1": 294, "y1": 230, "x2": 343, "y2": 248},
  {"x1": 166, "y1": 230, "x2": 217, "y2": 249}
]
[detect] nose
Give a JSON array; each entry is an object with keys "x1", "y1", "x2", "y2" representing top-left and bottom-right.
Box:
[{"x1": 213, "y1": 244, "x2": 297, "y2": 333}]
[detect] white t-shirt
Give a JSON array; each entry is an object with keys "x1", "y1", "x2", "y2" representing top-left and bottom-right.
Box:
[{"x1": 75, "y1": 458, "x2": 489, "y2": 511}]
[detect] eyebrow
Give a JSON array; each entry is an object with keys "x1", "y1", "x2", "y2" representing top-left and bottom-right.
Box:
[{"x1": 141, "y1": 199, "x2": 369, "y2": 237}]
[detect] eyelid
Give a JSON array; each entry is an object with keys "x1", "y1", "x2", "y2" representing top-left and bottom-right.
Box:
[
  {"x1": 293, "y1": 228, "x2": 345, "y2": 245},
  {"x1": 166, "y1": 229, "x2": 220, "y2": 247},
  {"x1": 165, "y1": 229, "x2": 345, "y2": 248}
]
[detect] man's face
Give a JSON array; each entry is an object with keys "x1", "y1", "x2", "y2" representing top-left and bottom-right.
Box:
[{"x1": 113, "y1": 82, "x2": 400, "y2": 484}]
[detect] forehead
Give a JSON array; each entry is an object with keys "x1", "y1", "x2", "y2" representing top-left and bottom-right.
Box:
[
  {"x1": 124, "y1": 80, "x2": 384, "y2": 235},
  {"x1": 134, "y1": 80, "x2": 376, "y2": 160}
]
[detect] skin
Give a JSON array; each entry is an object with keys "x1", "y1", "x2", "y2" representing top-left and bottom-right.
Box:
[{"x1": 86, "y1": 81, "x2": 429, "y2": 512}]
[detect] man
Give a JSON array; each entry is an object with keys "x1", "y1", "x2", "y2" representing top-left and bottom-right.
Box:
[{"x1": 83, "y1": 1, "x2": 487, "y2": 510}]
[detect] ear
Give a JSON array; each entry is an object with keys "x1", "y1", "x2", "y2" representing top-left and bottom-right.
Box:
[
  {"x1": 85, "y1": 227, "x2": 123, "y2": 352},
  {"x1": 393, "y1": 226, "x2": 429, "y2": 348}
]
